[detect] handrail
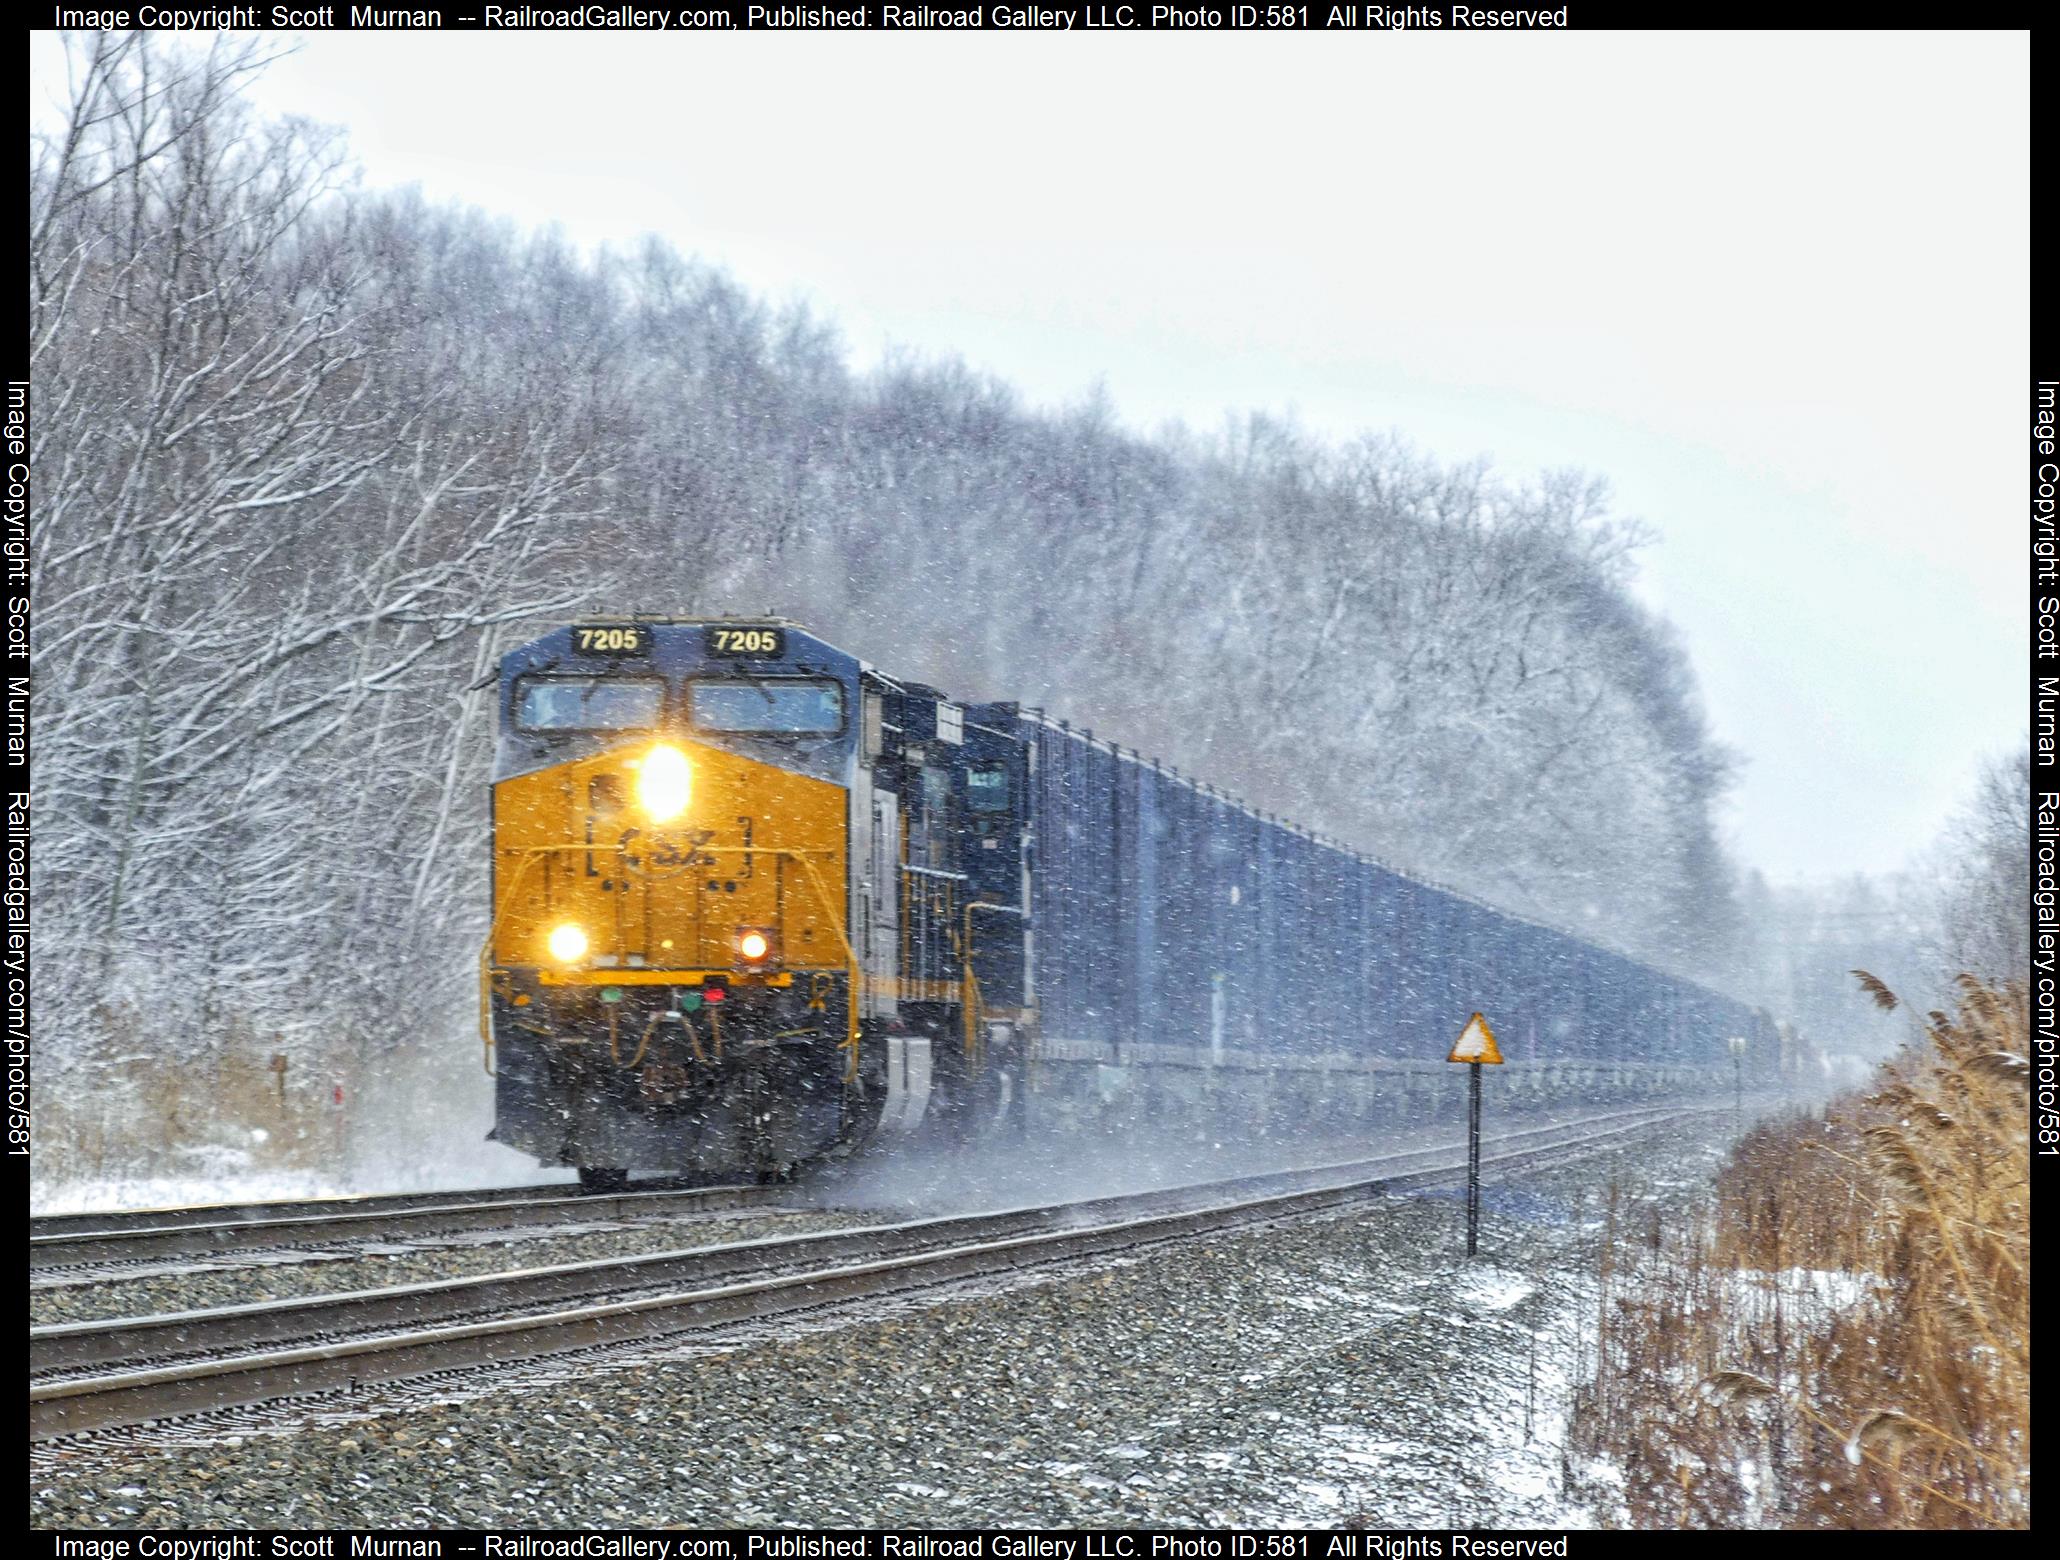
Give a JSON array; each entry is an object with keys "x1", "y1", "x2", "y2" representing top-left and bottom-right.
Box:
[
  {"x1": 791, "y1": 853, "x2": 864, "y2": 1080},
  {"x1": 959, "y1": 899, "x2": 1027, "y2": 1071},
  {"x1": 479, "y1": 841, "x2": 859, "y2": 1084}
]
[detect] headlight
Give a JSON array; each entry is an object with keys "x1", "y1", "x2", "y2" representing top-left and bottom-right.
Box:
[
  {"x1": 547, "y1": 923, "x2": 589, "y2": 963},
  {"x1": 636, "y1": 743, "x2": 691, "y2": 822},
  {"x1": 738, "y1": 930, "x2": 770, "y2": 962}
]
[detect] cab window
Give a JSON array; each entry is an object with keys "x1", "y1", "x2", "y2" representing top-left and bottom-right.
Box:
[
  {"x1": 690, "y1": 678, "x2": 844, "y2": 734},
  {"x1": 968, "y1": 763, "x2": 1010, "y2": 813},
  {"x1": 515, "y1": 677, "x2": 663, "y2": 733}
]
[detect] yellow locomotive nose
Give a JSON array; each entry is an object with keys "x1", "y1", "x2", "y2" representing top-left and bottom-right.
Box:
[{"x1": 635, "y1": 743, "x2": 691, "y2": 822}]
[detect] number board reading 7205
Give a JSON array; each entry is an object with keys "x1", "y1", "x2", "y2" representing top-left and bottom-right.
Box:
[
  {"x1": 571, "y1": 625, "x2": 652, "y2": 657},
  {"x1": 705, "y1": 626, "x2": 785, "y2": 658}
]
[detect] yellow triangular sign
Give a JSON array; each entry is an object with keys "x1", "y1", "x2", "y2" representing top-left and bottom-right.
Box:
[{"x1": 1447, "y1": 1012, "x2": 1504, "y2": 1064}]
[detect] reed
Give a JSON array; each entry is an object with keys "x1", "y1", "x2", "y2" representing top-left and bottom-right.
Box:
[{"x1": 1569, "y1": 974, "x2": 2029, "y2": 1528}]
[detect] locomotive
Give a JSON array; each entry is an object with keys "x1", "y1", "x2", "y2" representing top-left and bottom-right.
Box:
[{"x1": 481, "y1": 618, "x2": 1774, "y2": 1186}]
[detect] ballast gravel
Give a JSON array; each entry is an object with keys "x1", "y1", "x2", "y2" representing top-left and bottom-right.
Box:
[
  {"x1": 30, "y1": 1211, "x2": 875, "y2": 1328},
  {"x1": 29, "y1": 1123, "x2": 1733, "y2": 1530}
]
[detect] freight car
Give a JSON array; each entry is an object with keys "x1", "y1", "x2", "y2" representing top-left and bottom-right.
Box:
[{"x1": 481, "y1": 618, "x2": 1775, "y2": 1185}]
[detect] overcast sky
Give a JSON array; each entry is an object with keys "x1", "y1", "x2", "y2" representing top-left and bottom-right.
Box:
[{"x1": 43, "y1": 28, "x2": 2027, "y2": 884}]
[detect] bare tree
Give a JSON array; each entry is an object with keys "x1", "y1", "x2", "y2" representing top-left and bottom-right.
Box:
[
  {"x1": 1931, "y1": 744, "x2": 2029, "y2": 981},
  {"x1": 31, "y1": 41, "x2": 1757, "y2": 1161}
]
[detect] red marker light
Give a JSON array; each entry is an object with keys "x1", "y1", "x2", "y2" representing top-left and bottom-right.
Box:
[{"x1": 702, "y1": 987, "x2": 726, "y2": 1005}]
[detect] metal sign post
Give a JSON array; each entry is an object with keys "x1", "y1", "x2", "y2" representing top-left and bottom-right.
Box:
[
  {"x1": 1447, "y1": 1013, "x2": 1504, "y2": 1260},
  {"x1": 1467, "y1": 1060, "x2": 1483, "y2": 1256}
]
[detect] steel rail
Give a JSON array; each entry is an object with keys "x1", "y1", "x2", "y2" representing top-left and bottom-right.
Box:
[
  {"x1": 26, "y1": 1100, "x2": 1682, "y2": 1260},
  {"x1": 32, "y1": 1102, "x2": 1686, "y2": 1377},
  {"x1": 30, "y1": 1182, "x2": 607, "y2": 1239},
  {"x1": 30, "y1": 1105, "x2": 1706, "y2": 1441},
  {"x1": 30, "y1": 1183, "x2": 786, "y2": 1272}
]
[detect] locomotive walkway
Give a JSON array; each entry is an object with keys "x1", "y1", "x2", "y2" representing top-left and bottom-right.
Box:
[{"x1": 30, "y1": 1103, "x2": 1709, "y2": 1441}]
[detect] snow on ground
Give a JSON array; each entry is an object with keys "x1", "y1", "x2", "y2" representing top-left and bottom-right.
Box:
[
  {"x1": 31, "y1": 1037, "x2": 569, "y2": 1216},
  {"x1": 1254, "y1": 1245, "x2": 1597, "y2": 1529},
  {"x1": 1767, "y1": 1267, "x2": 1882, "y2": 1310},
  {"x1": 30, "y1": 1144, "x2": 568, "y2": 1217}
]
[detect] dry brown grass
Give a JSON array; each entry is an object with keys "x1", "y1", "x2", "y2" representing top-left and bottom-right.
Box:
[
  {"x1": 1569, "y1": 974, "x2": 2029, "y2": 1528},
  {"x1": 34, "y1": 1011, "x2": 344, "y2": 1192}
]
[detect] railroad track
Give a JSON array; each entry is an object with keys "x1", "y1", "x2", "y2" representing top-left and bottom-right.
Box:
[
  {"x1": 31, "y1": 1181, "x2": 589, "y2": 1239},
  {"x1": 29, "y1": 1104, "x2": 1707, "y2": 1441},
  {"x1": 30, "y1": 1182, "x2": 790, "y2": 1276}
]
